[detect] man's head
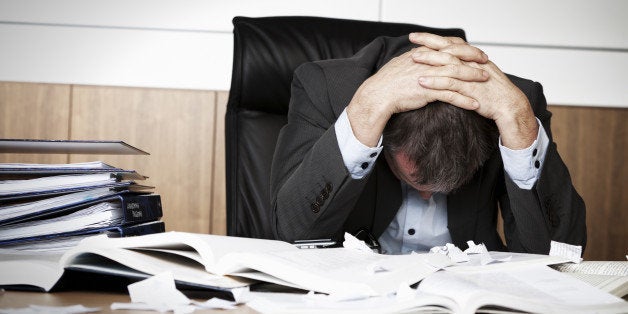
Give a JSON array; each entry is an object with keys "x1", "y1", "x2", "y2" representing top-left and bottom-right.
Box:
[{"x1": 383, "y1": 101, "x2": 498, "y2": 197}]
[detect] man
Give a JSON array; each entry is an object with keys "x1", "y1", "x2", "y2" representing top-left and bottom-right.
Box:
[{"x1": 270, "y1": 32, "x2": 586, "y2": 254}]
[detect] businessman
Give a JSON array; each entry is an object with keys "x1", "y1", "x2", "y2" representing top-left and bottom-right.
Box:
[{"x1": 270, "y1": 33, "x2": 586, "y2": 254}]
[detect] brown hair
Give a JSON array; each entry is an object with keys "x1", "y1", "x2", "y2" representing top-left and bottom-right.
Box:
[{"x1": 383, "y1": 101, "x2": 498, "y2": 193}]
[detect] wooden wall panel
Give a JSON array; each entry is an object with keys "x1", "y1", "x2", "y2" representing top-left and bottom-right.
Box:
[
  {"x1": 210, "y1": 92, "x2": 229, "y2": 235},
  {"x1": 549, "y1": 105, "x2": 628, "y2": 261},
  {"x1": 0, "y1": 82, "x2": 70, "y2": 164},
  {"x1": 69, "y1": 85, "x2": 217, "y2": 234},
  {"x1": 2, "y1": 81, "x2": 626, "y2": 261}
]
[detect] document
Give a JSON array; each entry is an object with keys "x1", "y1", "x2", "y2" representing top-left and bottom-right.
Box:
[
  {"x1": 0, "y1": 232, "x2": 450, "y2": 296},
  {"x1": 248, "y1": 265, "x2": 628, "y2": 314}
]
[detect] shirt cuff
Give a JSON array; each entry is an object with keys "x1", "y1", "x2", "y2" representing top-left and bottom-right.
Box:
[
  {"x1": 335, "y1": 109, "x2": 383, "y2": 179},
  {"x1": 498, "y1": 118, "x2": 550, "y2": 190}
]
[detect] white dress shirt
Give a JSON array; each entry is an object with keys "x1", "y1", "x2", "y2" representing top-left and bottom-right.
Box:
[{"x1": 334, "y1": 109, "x2": 550, "y2": 254}]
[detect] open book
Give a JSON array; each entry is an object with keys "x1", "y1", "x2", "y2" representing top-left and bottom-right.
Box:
[
  {"x1": 551, "y1": 261, "x2": 628, "y2": 298},
  {"x1": 248, "y1": 265, "x2": 628, "y2": 314},
  {"x1": 0, "y1": 231, "x2": 452, "y2": 296}
]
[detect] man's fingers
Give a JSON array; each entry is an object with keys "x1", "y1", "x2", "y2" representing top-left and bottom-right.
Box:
[
  {"x1": 426, "y1": 89, "x2": 479, "y2": 111},
  {"x1": 410, "y1": 32, "x2": 488, "y2": 64},
  {"x1": 441, "y1": 44, "x2": 488, "y2": 63},
  {"x1": 409, "y1": 32, "x2": 453, "y2": 50},
  {"x1": 419, "y1": 63, "x2": 489, "y2": 82},
  {"x1": 419, "y1": 76, "x2": 481, "y2": 98},
  {"x1": 445, "y1": 36, "x2": 466, "y2": 44},
  {"x1": 412, "y1": 50, "x2": 461, "y2": 66}
]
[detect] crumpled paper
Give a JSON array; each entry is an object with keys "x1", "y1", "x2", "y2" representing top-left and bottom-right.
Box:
[
  {"x1": 110, "y1": 272, "x2": 242, "y2": 313},
  {"x1": 549, "y1": 240, "x2": 582, "y2": 264},
  {"x1": 342, "y1": 232, "x2": 374, "y2": 253}
]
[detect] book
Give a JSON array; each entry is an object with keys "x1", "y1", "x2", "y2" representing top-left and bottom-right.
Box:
[
  {"x1": 550, "y1": 261, "x2": 628, "y2": 298},
  {"x1": 247, "y1": 265, "x2": 628, "y2": 314},
  {"x1": 0, "y1": 231, "x2": 453, "y2": 296},
  {"x1": 0, "y1": 194, "x2": 163, "y2": 245}
]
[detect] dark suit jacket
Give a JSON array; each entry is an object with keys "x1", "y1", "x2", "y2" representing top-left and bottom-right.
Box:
[{"x1": 270, "y1": 35, "x2": 586, "y2": 254}]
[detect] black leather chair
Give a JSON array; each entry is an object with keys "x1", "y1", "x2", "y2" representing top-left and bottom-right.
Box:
[{"x1": 225, "y1": 16, "x2": 465, "y2": 239}]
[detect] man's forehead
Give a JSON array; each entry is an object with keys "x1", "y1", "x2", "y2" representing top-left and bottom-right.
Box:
[{"x1": 391, "y1": 151, "x2": 419, "y2": 179}]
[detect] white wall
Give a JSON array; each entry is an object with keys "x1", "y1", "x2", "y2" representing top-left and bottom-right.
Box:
[{"x1": 0, "y1": 0, "x2": 626, "y2": 107}]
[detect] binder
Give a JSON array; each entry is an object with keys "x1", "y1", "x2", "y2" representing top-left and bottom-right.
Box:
[
  {"x1": 0, "y1": 173, "x2": 153, "y2": 202},
  {"x1": 0, "y1": 161, "x2": 147, "y2": 180},
  {"x1": 0, "y1": 194, "x2": 163, "y2": 245},
  {"x1": 0, "y1": 191, "x2": 159, "y2": 225}
]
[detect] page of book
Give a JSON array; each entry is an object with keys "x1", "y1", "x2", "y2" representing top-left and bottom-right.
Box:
[
  {"x1": 418, "y1": 265, "x2": 627, "y2": 314},
  {"x1": 0, "y1": 251, "x2": 65, "y2": 291},
  {"x1": 76, "y1": 232, "x2": 298, "y2": 273},
  {"x1": 551, "y1": 261, "x2": 628, "y2": 276},
  {"x1": 219, "y1": 248, "x2": 452, "y2": 296},
  {"x1": 60, "y1": 246, "x2": 250, "y2": 290},
  {"x1": 73, "y1": 232, "x2": 451, "y2": 296}
]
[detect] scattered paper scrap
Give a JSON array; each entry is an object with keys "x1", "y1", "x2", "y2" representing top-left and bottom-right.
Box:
[
  {"x1": 111, "y1": 272, "x2": 241, "y2": 314},
  {"x1": 128, "y1": 272, "x2": 190, "y2": 307},
  {"x1": 430, "y1": 243, "x2": 469, "y2": 263},
  {"x1": 464, "y1": 241, "x2": 488, "y2": 254},
  {"x1": 191, "y1": 298, "x2": 238, "y2": 310},
  {"x1": 549, "y1": 240, "x2": 582, "y2": 264},
  {"x1": 230, "y1": 286, "x2": 251, "y2": 304},
  {"x1": 0, "y1": 305, "x2": 100, "y2": 314},
  {"x1": 342, "y1": 232, "x2": 373, "y2": 253},
  {"x1": 479, "y1": 251, "x2": 512, "y2": 265},
  {"x1": 110, "y1": 302, "x2": 193, "y2": 313}
]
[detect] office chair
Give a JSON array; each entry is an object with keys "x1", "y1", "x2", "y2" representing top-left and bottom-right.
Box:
[{"x1": 225, "y1": 16, "x2": 465, "y2": 239}]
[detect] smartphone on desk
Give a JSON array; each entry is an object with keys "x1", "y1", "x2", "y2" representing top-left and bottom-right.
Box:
[{"x1": 293, "y1": 238, "x2": 337, "y2": 249}]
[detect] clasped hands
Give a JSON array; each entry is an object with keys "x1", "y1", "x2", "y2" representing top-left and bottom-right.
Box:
[{"x1": 347, "y1": 32, "x2": 539, "y2": 150}]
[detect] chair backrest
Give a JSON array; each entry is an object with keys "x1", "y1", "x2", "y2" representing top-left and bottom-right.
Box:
[{"x1": 225, "y1": 16, "x2": 465, "y2": 239}]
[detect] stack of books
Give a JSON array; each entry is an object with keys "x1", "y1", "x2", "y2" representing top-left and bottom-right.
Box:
[{"x1": 0, "y1": 139, "x2": 165, "y2": 251}]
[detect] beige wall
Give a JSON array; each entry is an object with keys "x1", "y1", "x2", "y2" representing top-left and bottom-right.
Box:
[{"x1": 1, "y1": 81, "x2": 626, "y2": 260}]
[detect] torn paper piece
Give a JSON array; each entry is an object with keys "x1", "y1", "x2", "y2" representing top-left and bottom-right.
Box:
[
  {"x1": 127, "y1": 272, "x2": 191, "y2": 309},
  {"x1": 230, "y1": 286, "x2": 251, "y2": 304},
  {"x1": 549, "y1": 240, "x2": 582, "y2": 264},
  {"x1": 192, "y1": 298, "x2": 238, "y2": 310},
  {"x1": 429, "y1": 245, "x2": 447, "y2": 255},
  {"x1": 464, "y1": 241, "x2": 488, "y2": 254},
  {"x1": 446, "y1": 244, "x2": 470, "y2": 263},
  {"x1": 479, "y1": 251, "x2": 513, "y2": 265},
  {"x1": 415, "y1": 251, "x2": 454, "y2": 270},
  {"x1": 342, "y1": 232, "x2": 374, "y2": 253},
  {"x1": 0, "y1": 305, "x2": 100, "y2": 314},
  {"x1": 429, "y1": 243, "x2": 469, "y2": 263},
  {"x1": 111, "y1": 302, "x2": 196, "y2": 314}
]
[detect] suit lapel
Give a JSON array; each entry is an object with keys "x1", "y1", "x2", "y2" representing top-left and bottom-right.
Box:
[
  {"x1": 371, "y1": 157, "x2": 402, "y2": 237},
  {"x1": 446, "y1": 170, "x2": 483, "y2": 248}
]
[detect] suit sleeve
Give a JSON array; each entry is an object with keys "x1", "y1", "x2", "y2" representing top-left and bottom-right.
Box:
[
  {"x1": 269, "y1": 62, "x2": 371, "y2": 242},
  {"x1": 499, "y1": 82, "x2": 587, "y2": 254}
]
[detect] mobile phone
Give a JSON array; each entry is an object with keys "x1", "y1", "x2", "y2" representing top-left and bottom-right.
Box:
[{"x1": 293, "y1": 239, "x2": 337, "y2": 249}]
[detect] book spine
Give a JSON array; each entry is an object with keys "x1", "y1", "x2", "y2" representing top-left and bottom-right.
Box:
[{"x1": 119, "y1": 194, "x2": 163, "y2": 225}]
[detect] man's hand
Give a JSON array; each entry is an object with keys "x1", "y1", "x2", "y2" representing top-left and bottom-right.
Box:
[
  {"x1": 346, "y1": 33, "x2": 489, "y2": 147},
  {"x1": 411, "y1": 33, "x2": 538, "y2": 149}
]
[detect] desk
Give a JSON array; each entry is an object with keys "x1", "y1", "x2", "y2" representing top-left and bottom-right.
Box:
[{"x1": 0, "y1": 291, "x2": 259, "y2": 314}]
